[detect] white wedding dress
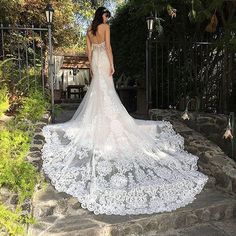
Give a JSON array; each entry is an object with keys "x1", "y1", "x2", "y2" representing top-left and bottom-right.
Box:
[{"x1": 42, "y1": 41, "x2": 208, "y2": 215}]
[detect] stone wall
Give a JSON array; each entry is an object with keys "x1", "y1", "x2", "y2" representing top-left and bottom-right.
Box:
[
  {"x1": 149, "y1": 109, "x2": 236, "y2": 195},
  {"x1": 150, "y1": 109, "x2": 235, "y2": 159}
]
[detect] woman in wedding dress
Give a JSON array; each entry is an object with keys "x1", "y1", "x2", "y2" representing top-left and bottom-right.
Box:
[{"x1": 42, "y1": 7, "x2": 208, "y2": 215}]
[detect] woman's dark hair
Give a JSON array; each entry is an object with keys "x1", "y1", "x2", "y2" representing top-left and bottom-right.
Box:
[{"x1": 90, "y1": 7, "x2": 111, "y2": 35}]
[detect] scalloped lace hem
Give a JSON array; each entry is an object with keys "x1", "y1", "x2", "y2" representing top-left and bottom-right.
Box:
[{"x1": 41, "y1": 119, "x2": 208, "y2": 215}]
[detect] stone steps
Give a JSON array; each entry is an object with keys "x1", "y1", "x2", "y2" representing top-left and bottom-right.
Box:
[
  {"x1": 27, "y1": 109, "x2": 236, "y2": 235},
  {"x1": 28, "y1": 184, "x2": 236, "y2": 236},
  {"x1": 157, "y1": 218, "x2": 236, "y2": 236}
]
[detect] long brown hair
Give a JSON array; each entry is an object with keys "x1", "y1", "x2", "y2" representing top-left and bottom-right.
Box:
[{"x1": 90, "y1": 7, "x2": 111, "y2": 35}]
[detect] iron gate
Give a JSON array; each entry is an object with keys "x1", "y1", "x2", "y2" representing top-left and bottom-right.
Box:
[
  {"x1": 0, "y1": 24, "x2": 55, "y2": 120},
  {"x1": 146, "y1": 37, "x2": 235, "y2": 114}
]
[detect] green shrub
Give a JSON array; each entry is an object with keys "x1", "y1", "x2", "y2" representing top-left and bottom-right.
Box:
[
  {"x1": 0, "y1": 58, "x2": 44, "y2": 115},
  {"x1": 0, "y1": 127, "x2": 39, "y2": 203},
  {"x1": 0, "y1": 86, "x2": 9, "y2": 117},
  {"x1": 0, "y1": 123, "x2": 40, "y2": 234},
  {"x1": 18, "y1": 90, "x2": 49, "y2": 123},
  {"x1": 15, "y1": 67, "x2": 43, "y2": 94},
  {"x1": 0, "y1": 53, "x2": 51, "y2": 235},
  {"x1": 0, "y1": 128, "x2": 30, "y2": 160},
  {"x1": 0, "y1": 58, "x2": 17, "y2": 86},
  {"x1": 1, "y1": 159, "x2": 39, "y2": 204},
  {"x1": 0, "y1": 203, "x2": 25, "y2": 235},
  {"x1": 0, "y1": 84, "x2": 49, "y2": 235}
]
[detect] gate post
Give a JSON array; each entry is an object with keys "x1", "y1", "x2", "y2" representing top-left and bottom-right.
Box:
[
  {"x1": 146, "y1": 38, "x2": 152, "y2": 114},
  {"x1": 48, "y1": 24, "x2": 54, "y2": 122},
  {"x1": 146, "y1": 15, "x2": 154, "y2": 115},
  {"x1": 46, "y1": 3, "x2": 55, "y2": 122}
]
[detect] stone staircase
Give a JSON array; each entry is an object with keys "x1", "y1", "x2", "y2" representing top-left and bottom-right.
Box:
[
  {"x1": 27, "y1": 109, "x2": 236, "y2": 236},
  {"x1": 28, "y1": 184, "x2": 236, "y2": 236}
]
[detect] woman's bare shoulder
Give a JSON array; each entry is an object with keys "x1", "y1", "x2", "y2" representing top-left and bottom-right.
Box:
[{"x1": 98, "y1": 23, "x2": 109, "y2": 29}]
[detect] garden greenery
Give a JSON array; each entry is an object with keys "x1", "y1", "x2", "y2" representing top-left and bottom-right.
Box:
[
  {"x1": 111, "y1": 0, "x2": 236, "y2": 82},
  {"x1": 0, "y1": 203, "x2": 30, "y2": 235},
  {"x1": 18, "y1": 90, "x2": 49, "y2": 123},
  {"x1": 0, "y1": 58, "x2": 49, "y2": 235},
  {"x1": 110, "y1": 0, "x2": 236, "y2": 112},
  {"x1": 0, "y1": 86, "x2": 9, "y2": 118}
]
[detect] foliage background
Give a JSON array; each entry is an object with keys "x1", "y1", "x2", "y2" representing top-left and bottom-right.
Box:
[
  {"x1": 110, "y1": 0, "x2": 236, "y2": 82},
  {"x1": 0, "y1": 0, "x2": 126, "y2": 53},
  {"x1": 0, "y1": 57, "x2": 49, "y2": 234},
  {"x1": 110, "y1": 0, "x2": 236, "y2": 113}
]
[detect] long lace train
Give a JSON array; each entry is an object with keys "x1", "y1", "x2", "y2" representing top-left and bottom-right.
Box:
[{"x1": 42, "y1": 41, "x2": 208, "y2": 215}]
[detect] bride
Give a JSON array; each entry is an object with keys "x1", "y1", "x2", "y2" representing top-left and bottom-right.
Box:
[{"x1": 42, "y1": 6, "x2": 208, "y2": 215}]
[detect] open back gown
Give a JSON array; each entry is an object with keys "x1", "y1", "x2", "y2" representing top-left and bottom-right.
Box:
[{"x1": 42, "y1": 41, "x2": 208, "y2": 215}]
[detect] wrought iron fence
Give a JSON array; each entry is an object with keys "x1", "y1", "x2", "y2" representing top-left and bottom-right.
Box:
[
  {"x1": 0, "y1": 24, "x2": 57, "y2": 121},
  {"x1": 147, "y1": 38, "x2": 235, "y2": 114},
  {"x1": 0, "y1": 24, "x2": 48, "y2": 92},
  {"x1": 147, "y1": 36, "x2": 236, "y2": 159}
]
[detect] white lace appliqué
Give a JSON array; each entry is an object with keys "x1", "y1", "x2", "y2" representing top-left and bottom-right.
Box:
[{"x1": 41, "y1": 42, "x2": 208, "y2": 215}]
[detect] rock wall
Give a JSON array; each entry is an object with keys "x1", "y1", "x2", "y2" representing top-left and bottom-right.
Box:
[
  {"x1": 149, "y1": 109, "x2": 236, "y2": 195},
  {"x1": 150, "y1": 109, "x2": 235, "y2": 159}
]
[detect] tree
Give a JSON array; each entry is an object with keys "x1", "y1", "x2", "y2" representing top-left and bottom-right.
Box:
[
  {"x1": 110, "y1": 0, "x2": 236, "y2": 112},
  {"x1": 0, "y1": 0, "x2": 80, "y2": 50}
]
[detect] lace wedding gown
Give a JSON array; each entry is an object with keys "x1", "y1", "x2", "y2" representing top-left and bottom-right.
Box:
[{"x1": 42, "y1": 41, "x2": 208, "y2": 215}]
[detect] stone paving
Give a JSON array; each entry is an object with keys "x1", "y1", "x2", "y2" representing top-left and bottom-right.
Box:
[
  {"x1": 28, "y1": 185, "x2": 236, "y2": 236},
  {"x1": 159, "y1": 218, "x2": 236, "y2": 236},
  {"x1": 26, "y1": 106, "x2": 236, "y2": 235}
]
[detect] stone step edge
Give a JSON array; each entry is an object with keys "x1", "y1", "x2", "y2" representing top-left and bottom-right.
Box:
[
  {"x1": 30, "y1": 191, "x2": 236, "y2": 236},
  {"x1": 173, "y1": 119, "x2": 236, "y2": 196},
  {"x1": 75, "y1": 202, "x2": 236, "y2": 236},
  {"x1": 149, "y1": 111, "x2": 236, "y2": 196}
]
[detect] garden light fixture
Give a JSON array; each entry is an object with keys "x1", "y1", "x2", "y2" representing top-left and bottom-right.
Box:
[
  {"x1": 45, "y1": 3, "x2": 54, "y2": 24},
  {"x1": 146, "y1": 15, "x2": 155, "y2": 39}
]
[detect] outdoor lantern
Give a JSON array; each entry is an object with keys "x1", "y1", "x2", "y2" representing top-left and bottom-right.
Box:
[
  {"x1": 45, "y1": 3, "x2": 54, "y2": 24},
  {"x1": 146, "y1": 15, "x2": 155, "y2": 35}
]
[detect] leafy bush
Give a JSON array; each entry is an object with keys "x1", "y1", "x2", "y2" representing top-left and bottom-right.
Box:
[
  {"x1": 0, "y1": 24, "x2": 52, "y2": 234},
  {"x1": 0, "y1": 86, "x2": 9, "y2": 117},
  {"x1": 0, "y1": 126, "x2": 40, "y2": 234},
  {"x1": 0, "y1": 126, "x2": 40, "y2": 200},
  {"x1": 0, "y1": 58, "x2": 44, "y2": 115},
  {"x1": 0, "y1": 128, "x2": 30, "y2": 160},
  {"x1": 0, "y1": 203, "x2": 25, "y2": 235},
  {"x1": 0, "y1": 157, "x2": 39, "y2": 204},
  {"x1": 0, "y1": 84, "x2": 49, "y2": 234},
  {"x1": 0, "y1": 58, "x2": 17, "y2": 86},
  {"x1": 15, "y1": 67, "x2": 42, "y2": 94},
  {"x1": 18, "y1": 90, "x2": 49, "y2": 123}
]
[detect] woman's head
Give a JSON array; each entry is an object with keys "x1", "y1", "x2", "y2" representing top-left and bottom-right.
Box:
[{"x1": 90, "y1": 7, "x2": 111, "y2": 35}]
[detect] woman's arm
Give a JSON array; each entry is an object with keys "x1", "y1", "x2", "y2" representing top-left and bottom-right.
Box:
[
  {"x1": 86, "y1": 31, "x2": 93, "y2": 76},
  {"x1": 86, "y1": 32, "x2": 92, "y2": 65},
  {"x1": 104, "y1": 24, "x2": 115, "y2": 76}
]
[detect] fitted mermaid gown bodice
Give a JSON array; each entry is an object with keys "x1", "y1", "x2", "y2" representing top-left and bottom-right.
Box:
[{"x1": 42, "y1": 40, "x2": 208, "y2": 215}]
